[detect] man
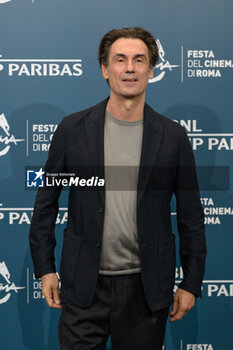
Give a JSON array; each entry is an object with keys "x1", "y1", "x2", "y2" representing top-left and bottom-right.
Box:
[{"x1": 30, "y1": 27, "x2": 206, "y2": 350}]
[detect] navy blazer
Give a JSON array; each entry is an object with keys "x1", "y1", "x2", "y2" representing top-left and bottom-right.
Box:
[{"x1": 29, "y1": 98, "x2": 206, "y2": 312}]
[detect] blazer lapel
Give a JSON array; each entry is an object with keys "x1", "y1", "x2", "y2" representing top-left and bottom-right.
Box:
[
  {"x1": 85, "y1": 98, "x2": 109, "y2": 205},
  {"x1": 137, "y1": 104, "x2": 164, "y2": 206}
]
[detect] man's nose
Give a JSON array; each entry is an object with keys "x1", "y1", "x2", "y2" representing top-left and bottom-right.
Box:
[{"x1": 125, "y1": 60, "x2": 135, "y2": 72}]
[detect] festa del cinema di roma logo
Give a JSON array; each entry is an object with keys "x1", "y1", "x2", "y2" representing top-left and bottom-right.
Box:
[
  {"x1": 149, "y1": 39, "x2": 179, "y2": 83},
  {"x1": 0, "y1": 261, "x2": 25, "y2": 304},
  {"x1": 0, "y1": 113, "x2": 24, "y2": 156}
]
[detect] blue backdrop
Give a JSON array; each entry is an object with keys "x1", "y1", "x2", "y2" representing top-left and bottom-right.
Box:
[{"x1": 0, "y1": 1, "x2": 232, "y2": 349}]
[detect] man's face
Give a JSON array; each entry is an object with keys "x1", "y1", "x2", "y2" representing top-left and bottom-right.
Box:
[{"x1": 101, "y1": 38, "x2": 154, "y2": 99}]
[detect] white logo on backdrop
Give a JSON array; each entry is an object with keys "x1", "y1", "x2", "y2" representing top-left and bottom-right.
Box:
[
  {"x1": 0, "y1": 113, "x2": 24, "y2": 156},
  {"x1": 0, "y1": 54, "x2": 83, "y2": 77},
  {"x1": 149, "y1": 39, "x2": 179, "y2": 83},
  {"x1": 0, "y1": 1, "x2": 46, "y2": 4},
  {"x1": 0, "y1": 261, "x2": 25, "y2": 304},
  {"x1": 0, "y1": 0, "x2": 12, "y2": 4}
]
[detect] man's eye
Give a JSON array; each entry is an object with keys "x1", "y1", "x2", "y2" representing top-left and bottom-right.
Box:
[{"x1": 136, "y1": 59, "x2": 143, "y2": 63}]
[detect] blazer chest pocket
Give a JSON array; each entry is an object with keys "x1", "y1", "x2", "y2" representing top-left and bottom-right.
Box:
[
  {"x1": 159, "y1": 234, "x2": 176, "y2": 297},
  {"x1": 60, "y1": 231, "x2": 82, "y2": 288}
]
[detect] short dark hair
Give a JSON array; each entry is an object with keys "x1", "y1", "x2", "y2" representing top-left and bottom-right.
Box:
[{"x1": 98, "y1": 27, "x2": 159, "y2": 68}]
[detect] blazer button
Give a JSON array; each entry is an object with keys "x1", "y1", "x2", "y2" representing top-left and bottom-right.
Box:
[
  {"x1": 98, "y1": 207, "x2": 104, "y2": 213},
  {"x1": 142, "y1": 243, "x2": 147, "y2": 248},
  {"x1": 96, "y1": 242, "x2": 100, "y2": 247}
]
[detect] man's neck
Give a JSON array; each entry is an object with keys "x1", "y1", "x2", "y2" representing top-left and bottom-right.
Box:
[{"x1": 106, "y1": 93, "x2": 145, "y2": 122}]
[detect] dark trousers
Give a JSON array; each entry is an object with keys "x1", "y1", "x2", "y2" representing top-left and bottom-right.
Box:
[{"x1": 58, "y1": 273, "x2": 169, "y2": 350}]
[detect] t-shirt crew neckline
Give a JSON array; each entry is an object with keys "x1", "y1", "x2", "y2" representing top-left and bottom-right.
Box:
[{"x1": 105, "y1": 110, "x2": 143, "y2": 126}]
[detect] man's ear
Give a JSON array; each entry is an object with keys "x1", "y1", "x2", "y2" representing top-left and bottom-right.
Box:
[
  {"x1": 149, "y1": 66, "x2": 154, "y2": 80},
  {"x1": 101, "y1": 64, "x2": 109, "y2": 80}
]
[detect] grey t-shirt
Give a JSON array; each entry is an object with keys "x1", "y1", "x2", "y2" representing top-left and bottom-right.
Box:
[{"x1": 99, "y1": 110, "x2": 143, "y2": 275}]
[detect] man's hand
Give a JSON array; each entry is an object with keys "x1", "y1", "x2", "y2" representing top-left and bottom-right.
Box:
[
  {"x1": 41, "y1": 273, "x2": 62, "y2": 309},
  {"x1": 169, "y1": 288, "x2": 195, "y2": 322}
]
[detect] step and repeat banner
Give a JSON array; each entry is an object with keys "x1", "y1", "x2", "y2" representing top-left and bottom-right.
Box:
[{"x1": 0, "y1": 1, "x2": 232, "y2": 349}]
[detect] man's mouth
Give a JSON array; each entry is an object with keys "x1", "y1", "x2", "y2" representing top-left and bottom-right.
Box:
[{"x1": 122, "y1": 78, "x2": 137, "y2": 82}]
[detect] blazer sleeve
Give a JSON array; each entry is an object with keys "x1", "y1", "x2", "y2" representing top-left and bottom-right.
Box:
[
  {"x1": 29, "y1": 118, "x2": 66, "y2": 278},
  {"x1": 174, "y1": 126, "x2": 207, "y2": 297}
]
